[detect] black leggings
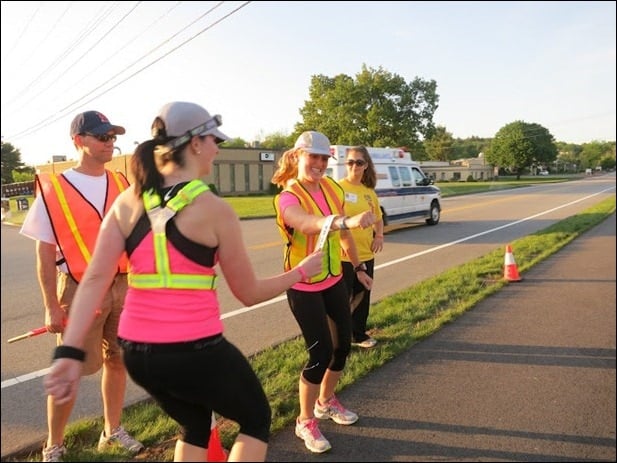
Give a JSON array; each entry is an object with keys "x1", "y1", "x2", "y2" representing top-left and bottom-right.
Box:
[
  {"x1": 120, "y1": 335, "x2": 271, "y2": 447},
  {"x1": 342, "y1": 259, "x2": 375, "y2": 342},
  {"x1": 286, "y1": 278, "x2": 352, "y2": 385}
]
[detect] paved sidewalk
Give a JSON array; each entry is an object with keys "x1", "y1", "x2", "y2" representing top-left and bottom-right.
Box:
[{"x1": 266, "y1": 215, "x2": 616, "y2": 461}]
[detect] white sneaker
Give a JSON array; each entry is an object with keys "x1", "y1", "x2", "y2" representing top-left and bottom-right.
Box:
[
  {"x1": 42, "y1": 444, "x2": 66, "y2": 462},
  {"x1": 295, "y1": 417, "x2": 331, "y2": 453},
  {"x1": 314, "y1": 395, "x2": 359, "y2": 425},
  {"x1": 352, "y1": 337, "x2": 378, "y2": 348},
  {"x1": 97, "y1": 425, "x2": 144, "y2": 453}
]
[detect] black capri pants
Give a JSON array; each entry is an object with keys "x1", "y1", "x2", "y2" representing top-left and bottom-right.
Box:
[
  {"x1": 286, "y1": 278, "x2": 352, "y2": 385},
  {"x1": 119, "y1": 334, "x2": 271, "y2": 447}
]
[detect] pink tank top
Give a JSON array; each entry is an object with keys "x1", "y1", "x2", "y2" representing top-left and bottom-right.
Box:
[{"x1": 119, "y1": 232, "x2": 223, "y2": 343}]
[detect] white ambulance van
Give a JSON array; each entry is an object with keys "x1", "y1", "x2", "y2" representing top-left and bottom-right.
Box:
[{"x1": 326, "y1": 146, "x2": 441, "y2": 226}]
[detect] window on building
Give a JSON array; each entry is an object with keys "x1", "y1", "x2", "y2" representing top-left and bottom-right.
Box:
[
  {"x1": 258, "y1": 164, "x2": 264, "y2": 191},
  {"x1": 244, "y1": 164, "x2": 250, "y2": 193}
]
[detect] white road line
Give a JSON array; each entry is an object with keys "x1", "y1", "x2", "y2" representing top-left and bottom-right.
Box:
[{"x1": 3, "y1": 187, "x2": 613, "y2": 390}]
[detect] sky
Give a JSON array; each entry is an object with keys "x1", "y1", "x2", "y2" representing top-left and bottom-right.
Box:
[{"x1": 1, "y1": 1, "x2": 615, "y2": 167}]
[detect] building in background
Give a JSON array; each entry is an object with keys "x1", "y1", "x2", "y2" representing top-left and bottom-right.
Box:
[
  {"x1": 10, "y1": 150, "x2": 493, "y2": 199},
  {"x1": 34, "y1": 148, "x2": 281, "y2": 196}
]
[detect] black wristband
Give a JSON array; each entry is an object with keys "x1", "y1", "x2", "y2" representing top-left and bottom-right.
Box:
[
  {"x1": 354, "y1": 264, "x2": 367, "y2": 273},
  {"x1": 53, "y1": 345, "x2": 86, "y2": 362}
]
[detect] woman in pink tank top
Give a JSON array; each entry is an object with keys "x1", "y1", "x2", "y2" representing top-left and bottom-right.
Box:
[{"x1": 44, "y1": 101, "x2": 324, "y2": 462}]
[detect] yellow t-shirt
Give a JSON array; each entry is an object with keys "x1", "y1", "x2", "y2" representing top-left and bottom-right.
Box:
[{"x1": 338, "y1": 179, "x2": 383, "y2": 262}]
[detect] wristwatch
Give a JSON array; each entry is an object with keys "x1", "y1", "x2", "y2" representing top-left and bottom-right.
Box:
[
  {"x1": 354, "y1": 263, "x2": 367, "y2": 273},
  {"x1": 337, "y1": 216, "x2": 349, "y2": 230}
]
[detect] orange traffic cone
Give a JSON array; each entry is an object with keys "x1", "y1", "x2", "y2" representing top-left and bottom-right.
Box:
[
  {"x1": 503, "y1": 244, "x2": 522, "y2": 282},
  {"x1": 207, "y1": 413, "x2": 228, "y2": 462}
]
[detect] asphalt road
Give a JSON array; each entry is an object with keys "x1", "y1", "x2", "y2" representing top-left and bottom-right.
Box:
[
  {"x1": 1, "y1": 176, "x2": 614, "y2": 460},
  {"x1": 266, "y1": 214, "x2": 616, "y2": 461}
]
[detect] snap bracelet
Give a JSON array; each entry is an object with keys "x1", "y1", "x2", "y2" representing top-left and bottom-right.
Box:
[
  {"x1": 315, "y1": 215, "x2": 336, "y2": 251},
  {"x1": 296, "y1": 266, "x2": 308, "y2": 282},
  {"x1": 53, "y1": 345, "x2": 86, "y2": 362}
]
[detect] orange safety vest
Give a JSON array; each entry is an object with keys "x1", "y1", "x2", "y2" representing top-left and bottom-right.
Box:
[
  {"x1": 36, "y1": 170, "x2": 129, "y2": 283},
  {"x1": 274, "y1": 177, "x2": 345, "y2": 283}
]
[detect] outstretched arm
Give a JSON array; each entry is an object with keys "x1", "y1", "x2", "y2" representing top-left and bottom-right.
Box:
[{"x1": 215, "y1": 200, "x2": 323, "y2": 306}]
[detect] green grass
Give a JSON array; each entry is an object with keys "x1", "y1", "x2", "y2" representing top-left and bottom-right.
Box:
[{"x1": 6, "y1": 194, "x2": 614, "y2": 462}]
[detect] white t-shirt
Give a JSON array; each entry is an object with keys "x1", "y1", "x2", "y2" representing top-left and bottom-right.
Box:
[{"x1": 20, "y1": 169, "x2": 109, "y2": 271}]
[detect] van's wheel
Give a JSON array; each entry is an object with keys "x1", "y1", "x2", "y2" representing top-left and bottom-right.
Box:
[{"x1": 426, "y1": 202, "x2": 440, "y2": 225}]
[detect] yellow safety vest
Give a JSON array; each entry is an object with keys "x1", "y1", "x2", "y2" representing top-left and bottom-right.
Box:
[
  {"x1": 128, "y1": 179, "x2": 218, "y2": 289},
  {"x1": 274, "y1": 177, "x2": 344, "y2": 284}
]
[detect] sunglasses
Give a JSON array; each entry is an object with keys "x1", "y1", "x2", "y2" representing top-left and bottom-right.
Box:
[
  {"x1": 83, "y1": 133, "x2": 117, "y2": 143},
  {"x1": 346, "y1": 159, "x2": 366, "y2": 167}
]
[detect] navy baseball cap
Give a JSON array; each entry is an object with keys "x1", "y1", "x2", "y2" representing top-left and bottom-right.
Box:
[{"x1": 70, "y1": 111, "x2": 125, "y2": 137}]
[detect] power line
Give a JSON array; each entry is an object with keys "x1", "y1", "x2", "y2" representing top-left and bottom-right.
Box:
[
  {"x1": 7, "y1": 2, "x2": 252, "y2": 140},
  {"x1": 3, "y1": 2, "x2": 131, "y2": 112},
  {"x1": 4, "y1": 2, "x2": 183, "y2": 116},
  {"x1": 50, "y1": 0, "x2": 222, "y2": 115},
  {"x1": 12, "y1": 1, "x2": 74, "y2": 75},
  {"x1": 0, "y1": 1, "x2": 41, "y2": 68}
]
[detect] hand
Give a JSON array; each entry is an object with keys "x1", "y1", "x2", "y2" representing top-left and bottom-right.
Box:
[
  {"x1": 371, "y1": 235, "x2": 384, "y2": 253},
  {"x1": 347, "y1": 211, "x2": 376, "y2": 230},
  {"x1": 44, "y1": 359, "x2": 82, "y2": 405},
  {"x1": 357, "y1": 271, "x2": 373, "y2": 290},
  {"x1": 297, "y1": 251, "x2": 324, "y2": 279},
  {"x1": 45, "y1": 306, "x2": 66, "y2": 334}
]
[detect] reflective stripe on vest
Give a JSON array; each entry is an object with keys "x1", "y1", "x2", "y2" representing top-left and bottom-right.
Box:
[
  {"x1": 128, "y1": 179, "x2": 218, "y2": 290},
  {"x1": 274, "y1": 177, "x2": 344, "y2": 283},
  {"x1": 36, "y1": 171, "x2": 129, "y2": 282}
]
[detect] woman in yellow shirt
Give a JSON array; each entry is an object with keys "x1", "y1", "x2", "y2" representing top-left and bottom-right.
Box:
[{"x1": 339, "y1": 146, "x2": 384, "y2": 348}]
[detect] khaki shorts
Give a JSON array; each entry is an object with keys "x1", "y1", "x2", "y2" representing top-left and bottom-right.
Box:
[{"x1": 56, "y1": 272, "x2": 127, "y2": 376}]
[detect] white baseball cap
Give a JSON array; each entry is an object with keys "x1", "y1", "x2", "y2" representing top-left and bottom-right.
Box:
[
  {"x1": 293, "y1": 131, "x2": 334, "y2": 157},
  {"x1": 154, "y1": 101, "x2": 230, "y2": 150}
]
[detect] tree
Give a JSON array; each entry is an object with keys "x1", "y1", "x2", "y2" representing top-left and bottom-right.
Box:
[
  {"x1": 1, "y1": 141, "x2": 25, "y2": 185},
  {"x1": 260, "y1": 131, "x2": 290, "y2": 150},
  {"x1": 579, "y1": 141, "x2": 615, "y2": 171},
  {"x1": 221, "y1": 137, "x2": 249, "y2": 148},
  {"x1": 451, "y1": 136, "x2": 492, "y2": 160},
  {"x1": 485, "y1": 121, "x2": 557, "y2": 179},
  {"x1": 12, "y1": 168, "x2": 35, "y2": 182},
  {"x1": 527, "y1": 122, "x2": 558, "y2": 169},
  {"x1": 555, "y1": 142, "x2": 583, "y2": 173},
  {"x1": 599, "y1": 154, "x2": 616, "y2": 171},
  {"x1": 293, "y1": 64, "x2": 439, "y2": 148},
  {"x1": 424, "y1": 126, "x2": 454, "y2": 161}
]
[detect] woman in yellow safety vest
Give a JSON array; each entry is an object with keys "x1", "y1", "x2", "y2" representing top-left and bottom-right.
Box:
[
  {"x1": 43, "y1": 102, "x2": 324, "y2": 462},
  {"x1": 272, "y1": 131, "x2": 375, "y2": 454}
]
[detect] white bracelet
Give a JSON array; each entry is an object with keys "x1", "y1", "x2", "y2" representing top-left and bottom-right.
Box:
[{"x1": 315, "y1": 215, "x2": 336, "y2": 251}]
